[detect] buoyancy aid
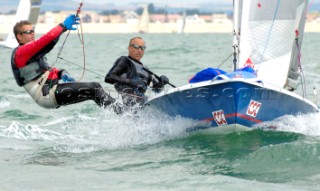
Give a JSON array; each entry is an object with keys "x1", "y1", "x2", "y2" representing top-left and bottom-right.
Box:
[
  {"x1": 126, "y1": 56, "x2": 151, "y2": 85},
  {"x1": 11, "y1": 48, "x2": 50, "y2": 86},
  {"x1": 11, "y1": 24, "x2": 65, "y2": 87},
  {"x1": 105, "y1": 56, "x2": 163, "y2": 94}
]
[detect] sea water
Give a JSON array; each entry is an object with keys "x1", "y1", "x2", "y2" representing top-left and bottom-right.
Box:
[{"x1": 1, "y1": 33, "x2": 320, "y2": 190}]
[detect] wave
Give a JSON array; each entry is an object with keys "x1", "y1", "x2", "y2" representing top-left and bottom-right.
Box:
[
  {"x1": 0, "y1": 108, "x2": 198, "y2": 153},
  {"x1": 0, "y1": 96, "x2": 10, "y2": 108},
  {"x1": 1, "y1": 106, "x2": 320, "y2": 155},
  {"x1": 254, "y1": 112, "x2": 320, "y2": 136},
  {"x1": 0, "y1": 121, "x2": 63, "y2": 140}
]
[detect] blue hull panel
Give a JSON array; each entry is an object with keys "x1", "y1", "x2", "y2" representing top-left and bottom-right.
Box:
[{"x1": 146, "y1": 81, "x2": 318, "y2": 129}]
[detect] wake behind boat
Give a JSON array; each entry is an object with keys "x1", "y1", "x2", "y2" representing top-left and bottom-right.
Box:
[
  {"x1": 0, "y1": 0, "x2": 41, "y2": 49},
  {"x1": 146, "y1": 0, "x2": 319, "y2": 133}
]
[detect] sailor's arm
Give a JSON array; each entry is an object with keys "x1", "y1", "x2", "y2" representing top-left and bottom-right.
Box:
[
  {"x1": 105, "y1": 56, "x2": 132, "y2": 85},
  {"x1": 14, "y1": 14, "x2": 79, "y2": 68},
  {"x1": 150, "y1": 75, "x2": 170, "y2": 92},
  {"x1": 14, "y1": 25, "x2": 65, "y2": 68}
]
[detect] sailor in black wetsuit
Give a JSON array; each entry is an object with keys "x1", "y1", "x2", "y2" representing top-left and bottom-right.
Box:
[{"x1": 105, "y1": 37, "x2": 169, "y2": 106}]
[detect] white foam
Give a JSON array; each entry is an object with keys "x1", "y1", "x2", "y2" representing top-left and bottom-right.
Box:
[
  {"x1": 0, "y1": 96, "x2": 10, "y2": 108},
  {"x1": 0, "y1": 121, "x2": 63, "y2": 140},
  {"x1": 6, "y1": 106, "x2": 320, "y2": 154},
  {"x1": 254, "y1": 112, "x2": 320, "y2": 136},
  {"x1": 46, "y1": 107, "x2": 199, "y2": 153}
]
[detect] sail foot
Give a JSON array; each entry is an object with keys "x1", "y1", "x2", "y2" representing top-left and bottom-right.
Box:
[{"x1": 286, "y1": 69, "x2": 301, "y2": 90}]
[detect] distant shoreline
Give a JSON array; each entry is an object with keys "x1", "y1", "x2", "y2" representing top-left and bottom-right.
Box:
[{"x1": 1, "y1": 22, "x2": 320, "y2": 34}]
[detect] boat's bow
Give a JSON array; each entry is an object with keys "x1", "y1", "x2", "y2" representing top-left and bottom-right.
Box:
[{"x1": 146, "y1": 78, "x2": 318, "y2": 133}]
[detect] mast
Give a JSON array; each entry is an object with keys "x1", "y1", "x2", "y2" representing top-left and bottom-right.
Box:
[
  {"x1": 232, "y1": 0, "x2": 241, "y2": 71},
  {"x1": 287, "y1": 0, "x2": 309, "y2": 92}
]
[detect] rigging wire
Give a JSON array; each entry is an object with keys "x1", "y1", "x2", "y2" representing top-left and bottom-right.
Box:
[
  {"x1": 57, "y1": 56, "x2": 151, "y2": 98},
  {"x1": 308, "y1": 0, "x2": 316, "y2": 12},
  {"x1": 52, "y1": 0, "x2": 86, "y2": 81},
  {"x1": 217, "y1": 52, "x2": 233, "y2": 69},
  {"x1": 257, "y1": 0, "x2": 281, "y2": 71},
  {"x1": 295, "y1": 31, "x2": 307, "y2": 98},
  {"x1": 57, "y1": 56, "x2": 104, "y2": 78},
  {"x1": 165, "y1": 0, "x2": 168, "y2": 22},
  {"x1": 297, "y1": 0, "x2": 316, "y2": 98}
]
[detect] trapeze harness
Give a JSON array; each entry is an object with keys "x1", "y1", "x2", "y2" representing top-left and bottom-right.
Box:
[
  {"x1": 122, "y1": 56, "x2": 150, "y2": 93},
  {"x1": 11, "y1": 25, "x2": 115, "y2": 109},
  {"x1": 125, "y1": 57, "x2": 164, "y2": 93},
  {"x1": 11, "y1": 47, "x2": 59, "y2": 109}
]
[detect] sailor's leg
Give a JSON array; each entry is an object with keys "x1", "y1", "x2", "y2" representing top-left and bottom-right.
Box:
[
  {"x1": 119, "y1": 87, "x2": 146, "y2": 107},
  {"x1": 55, "y1": 82, "x2": 115, "y2": 107},
  {"x1": 23, "y1": 72, "x2": 59, "y2": 109},
  {"x1": 121, "y1": 94, "x2": 137, "y2": 107}
]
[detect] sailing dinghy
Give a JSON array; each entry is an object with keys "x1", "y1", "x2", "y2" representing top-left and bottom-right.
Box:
[
  {"x1": 137, "y1": 5, "x2": 150, "y2": 33},
  {"x1": 145, "y1": 0, "x2": 319, "y2": 133},
  {"x1": 0, "y1": 0, "x2": 41, "y2": 49}
]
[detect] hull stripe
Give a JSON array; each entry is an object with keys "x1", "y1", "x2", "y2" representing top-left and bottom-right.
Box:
[{"x1": 204, "y1": 113, "x2": 262, "y2": 123}]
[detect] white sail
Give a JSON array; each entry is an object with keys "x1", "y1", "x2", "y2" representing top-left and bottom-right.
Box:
[
  {"x1": 137, "y1": 5, "x2": 150, "y2": 33},
  {"x1": 0, "y1": 0, "x2": 42, "y2": 49},
  {"x1": 236, "y1": 0, "x2": 308, "y2": 89},
  {"x1": 177, "y1": 11, "x2": 186, "y2": 34}
]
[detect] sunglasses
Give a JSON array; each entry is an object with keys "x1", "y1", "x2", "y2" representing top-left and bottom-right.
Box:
[
  {"x1": 130, "y1": 44, "x2": 146, "y2": 50},
  {"x1": 20, "y1": 29, "x2": 35, "y2": 35}
]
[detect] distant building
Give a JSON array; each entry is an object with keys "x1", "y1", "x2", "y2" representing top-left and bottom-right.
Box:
[
  {"x1": 123, "y1": 11, "x2": 139, "y2": 24},
  {"x1": 0, "y1": 14, "x2": 15, "y2": 24},
  {"x1": 1, "y1": 9, "x2": 319, "y2": 26},
  {"x1": 150, "y1": 14, "x2": 180, "y2": 23},
  {"x1": 307, "y1": 12, "x2": 320, "y2": 23},
  {"x1": 185, "y1": 14, "x2": 205, "y2": 24},
  {"x1": 211, "y1": 13, "x2": 232, "y2": 24}
]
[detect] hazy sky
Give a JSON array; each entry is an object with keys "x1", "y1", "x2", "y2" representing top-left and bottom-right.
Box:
[
  {"x1": 2, "y1": 0, "x2": 319, "y2": 5},
  {"x1": 79, "y1": 0, "x2": 319, "y2": 5},
  {"x1": 1, "y1": 0, "x2": 319, "y2": 12},
  {"x1": 1, "y1": 0, "x2": 233, "y2": 5},
  {"x1": 0, "y1": 0, "x2": 232, "y2": 12},
  {"x1": 2, "y1": 0, "x2": 319, "y2": 7},
  {"x1": 0, "y1": 0, "x2": 234, "y2": 13},
  {"x1": 73, "y1": 0, "x2": 233, "y2": 5}
]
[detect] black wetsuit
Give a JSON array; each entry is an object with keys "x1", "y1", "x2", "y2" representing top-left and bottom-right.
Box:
[
  {"x1": 105, "y1": 56, "x2": 163, "y2": 106},
  {"x1": 55, "y1": 82, "x2": 115, "y2": 107}
]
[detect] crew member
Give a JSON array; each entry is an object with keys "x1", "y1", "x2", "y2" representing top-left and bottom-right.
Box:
[
  {"x1": 12, "y1": 15, "x2": 121, "y2": 112},
  {"x1": 105, "y1": 37, "x2": 169, "y2": 106}
]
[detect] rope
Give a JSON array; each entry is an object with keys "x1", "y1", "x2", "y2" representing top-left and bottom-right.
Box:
[
  {"x1": 76, "y1": 1, "x2": 86, "y2": 81},
  {"x1": 56, "y1": 56, "x2": 144, "y2": 99},
  {"x1": 53, "y1": 1, "x2": 86, "y2": 81}
]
